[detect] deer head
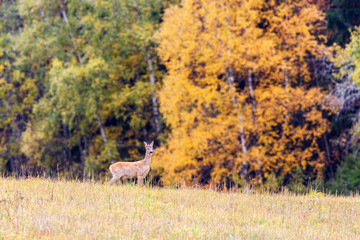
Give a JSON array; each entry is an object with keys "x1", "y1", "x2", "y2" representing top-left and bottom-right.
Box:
[{"x1": 144, "y1": 141, "x2": 154, "y2": 155}]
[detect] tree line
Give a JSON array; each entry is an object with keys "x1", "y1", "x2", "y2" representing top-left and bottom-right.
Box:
[{"x1": 1, "y1": 0, "x2": 360, "y2": 192}]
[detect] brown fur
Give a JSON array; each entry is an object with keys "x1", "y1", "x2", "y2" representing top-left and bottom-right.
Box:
[{"x1": 108, "y1": 141, "x2": 153, "y2": 186}]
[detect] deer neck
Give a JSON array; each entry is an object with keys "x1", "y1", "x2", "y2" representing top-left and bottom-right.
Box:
[{"x1": 144, "y1": 152, "x2": 152, "y2": 165}]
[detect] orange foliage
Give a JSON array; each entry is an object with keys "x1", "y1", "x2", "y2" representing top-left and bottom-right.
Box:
[{"x1": 154, "y1": 0, "x2": 333, "y2": 186}]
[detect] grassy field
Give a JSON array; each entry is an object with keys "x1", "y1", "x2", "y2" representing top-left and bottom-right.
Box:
[{"x1": 0, "y1": 178, "x2": 359, "y2": 239}]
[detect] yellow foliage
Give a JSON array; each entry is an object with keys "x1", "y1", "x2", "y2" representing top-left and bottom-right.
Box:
[{"x1": 155, "y1": 0, "x2": 332, "y2": 186}]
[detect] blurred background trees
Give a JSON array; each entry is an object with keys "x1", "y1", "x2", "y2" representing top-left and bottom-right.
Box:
[
  {"x1": 154, "y1": 0, "x2": 332, "y2": 186},
  {"x1": 1, "y1": 0, "x2": 360, "y2": 191},
  {"x1": 1, "y1": 0, "x2": 171, "y2": 177}
]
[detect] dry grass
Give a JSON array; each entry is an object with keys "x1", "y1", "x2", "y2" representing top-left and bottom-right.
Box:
[{"x1": 0, "y1": 177, "x2": 359, "y2": 239}]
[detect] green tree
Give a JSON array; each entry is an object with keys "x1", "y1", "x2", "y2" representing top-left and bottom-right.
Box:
[
  {"x1": 0, "y1": 0, "x2": 171, "y2": 176},
  {"x1": 0, "y1": 0, "x2": 38, "y2": 174},
  {"x1": 16, "y1": 0, "x2": 171, "y2": 176}
]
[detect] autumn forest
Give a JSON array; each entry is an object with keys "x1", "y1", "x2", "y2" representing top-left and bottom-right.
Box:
[{"x1": 1, "y1": 0, "x2": 360, "y2": 192}]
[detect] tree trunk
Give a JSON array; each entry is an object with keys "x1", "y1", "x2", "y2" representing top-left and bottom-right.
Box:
[
  {"x1": 221, "y1": 1, "x2": 249, "y2": 182},
  {"x1": 224, "y1": 66, "x2": 249, "y2": 182},
  {"x1": 3, "y1": 98, "x2": 22, "y2": 175},
  {"x1": 59, "y1": 0, "x2": 83, "y2": 64},
  {"x1": 96, "y1": 113, "x2": 114, "y2": 165},
  {"x1": 132, "y1": 0, "x2": 161, "y2": 137},
  {"x1": 78, "y1": 134, "x2": 88, "y2": 177},
  {"x1": 82, "y1": 136, "x2": 89, "y2": 179},
  {"x1": 225, "y1": 67, "x2": 247, "y2": 154},
  {"x1": 323, "y1": 133, "x2": 334, "y2": 180},
  {"x1": 146, "y1": 52, "x2": 162, "y2": 136},
  {"x1": 278, "y1": 67, "x2": 290, "y2": 157},
  {"x1": 248, "y1": 71, "x2": 257, "y2": 127},
  {"x1": 63, "y1": 124, "x2": 72, "y2": 166},
  {"x1": 60, "y1": 1, "x2": 115, "y2": 165},
  {"x1": 78, "y1": 137, "x2": 84, "y2": 174},
  {"x1": 247, "y1": 71, "x2": 262, "y2": 183}
]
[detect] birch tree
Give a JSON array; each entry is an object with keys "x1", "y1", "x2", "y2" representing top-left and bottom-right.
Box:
[{"x1": 154, "y1": 0, "x2": 333, "y2": 186}]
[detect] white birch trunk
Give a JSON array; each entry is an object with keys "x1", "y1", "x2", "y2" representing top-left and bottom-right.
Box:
[
  {"x1": 221, "y1": 1, "x2": 249, "y2": 182},
  {"x1": 96, "y1": 114, "x2": 114, "y2": 165},
  {"x1": 146, "y1": 52, "x2": 162, "y2": 136},
  {"x1": 59, "y1": 0, "x2": 114, "y2": 164}
]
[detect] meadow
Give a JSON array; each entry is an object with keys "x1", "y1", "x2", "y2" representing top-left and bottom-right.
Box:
[{"x1": 0, "y1": 177, "x2": 359, "y2": 239}]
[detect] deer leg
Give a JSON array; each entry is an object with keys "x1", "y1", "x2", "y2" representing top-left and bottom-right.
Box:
[
  {"x1": 108, "y1": 177, "x2": 116, "y2": 185},
  {"x1": 108, "y1": 176, "x2": 120, "y2": 185},
  {"x1": 137, "y1": 177, "x2": 144, "y2": 187},
  {"x1": 118, "y1": 177, "x2": 123, "y2": 185}
]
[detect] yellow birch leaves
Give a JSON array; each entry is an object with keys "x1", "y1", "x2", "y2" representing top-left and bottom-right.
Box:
[{"x1": 154, "y1": 0, "x2": 332, "y2": 185}]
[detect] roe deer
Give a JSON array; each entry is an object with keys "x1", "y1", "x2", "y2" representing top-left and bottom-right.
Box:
[{"x1": 108, "y1": 141, "x2": 154, "y2": 186}]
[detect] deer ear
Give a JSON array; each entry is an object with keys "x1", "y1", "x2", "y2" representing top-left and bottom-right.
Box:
[
  {"x1": 150, "y1": 141, "x2": 154, "y2": 146},
  {"x1": 144, "y1": 141, "x2": 148, "y2": 147}
]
